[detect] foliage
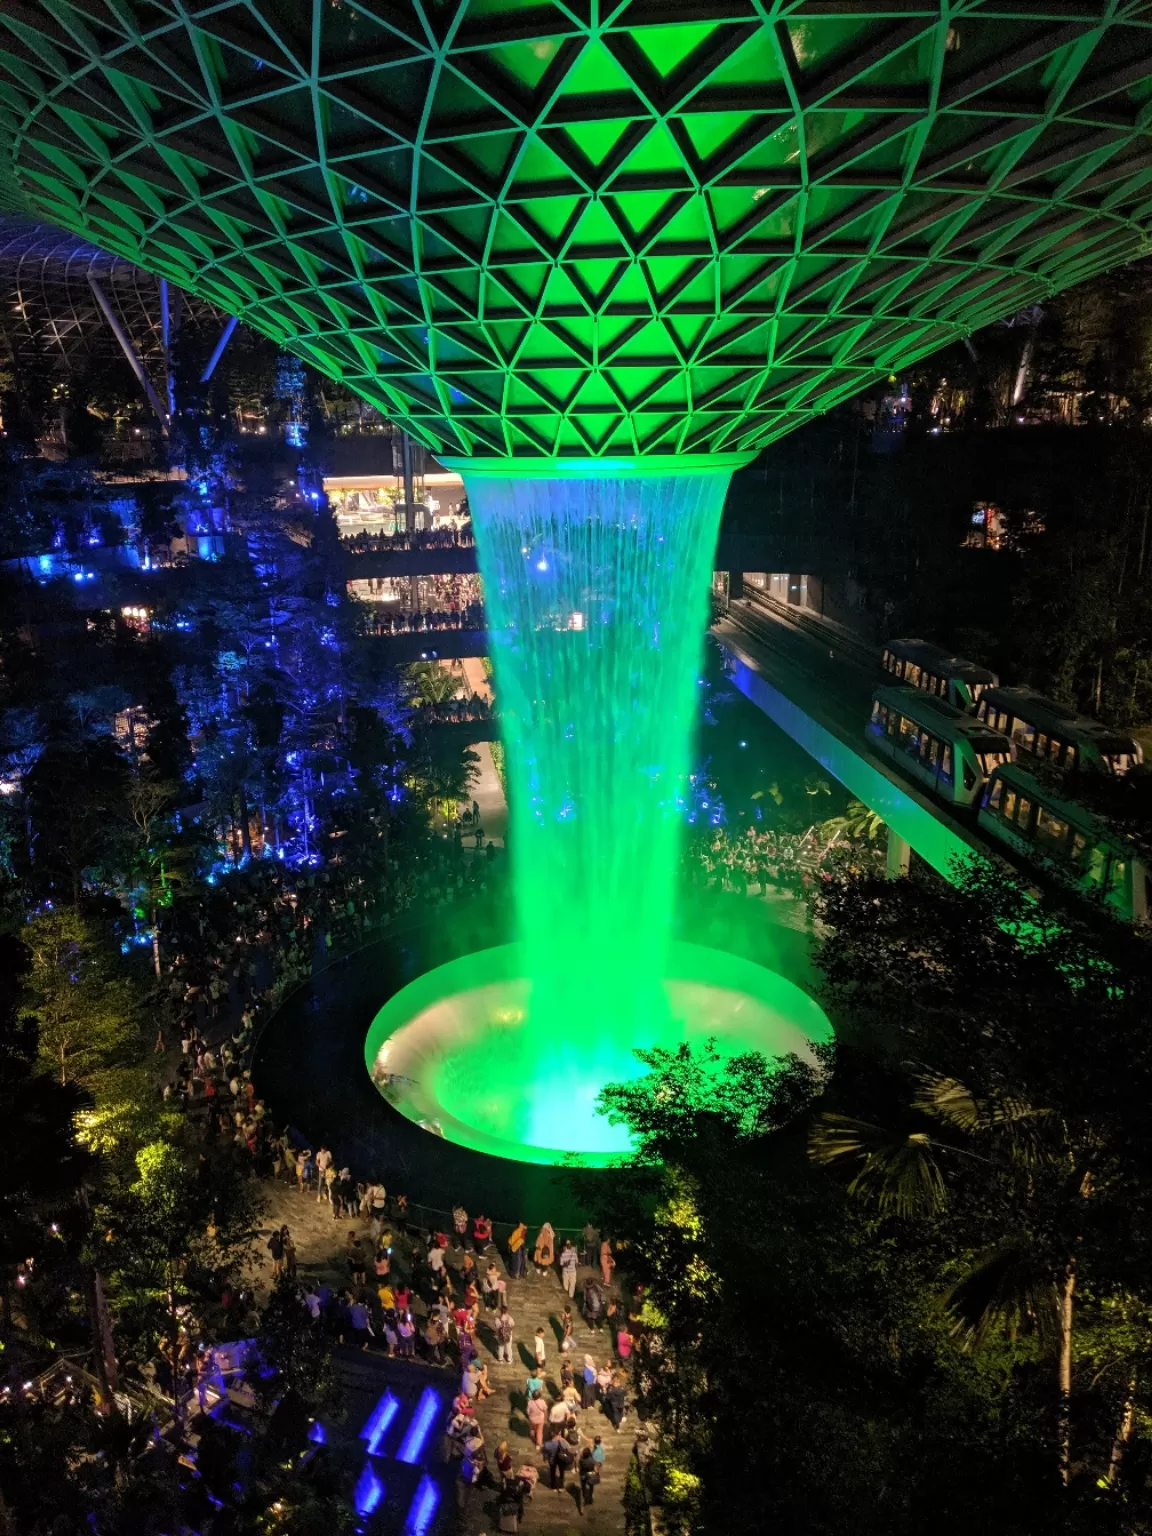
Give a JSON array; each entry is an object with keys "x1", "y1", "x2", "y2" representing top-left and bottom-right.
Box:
[
  {"x1": 579, "y1": 861, "x2": 1152, "y2": 1535},
  {"x1": 254, "y1": 1278, "x2": 335, "y2": 1417},
  {"x1": 98, "y1": 1140, "x2": 263, "y2": 1380}
]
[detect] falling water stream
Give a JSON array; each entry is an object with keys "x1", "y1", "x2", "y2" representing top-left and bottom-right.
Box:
[{"x1": 365, "y1": 465, "x2": 834, "y2": 1163}]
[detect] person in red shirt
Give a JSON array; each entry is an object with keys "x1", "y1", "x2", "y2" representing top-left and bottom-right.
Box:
[{"x1": 472, "y1": 1214, "x2": 492, "y2": 1249}]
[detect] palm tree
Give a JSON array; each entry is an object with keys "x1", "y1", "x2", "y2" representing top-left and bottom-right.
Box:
[
  {"x1": 820, "y1": 798, "x2": 885, "y2": 845},
  {"x1": 405, "y1": 660, "x2": 458, "y2": 708},
  {"x1": 810, "y1": 1072, "x2": 1090, "y2": 1484}
]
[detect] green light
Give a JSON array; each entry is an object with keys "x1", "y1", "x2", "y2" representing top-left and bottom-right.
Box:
[
  {"x1": 463, "y1": 463, "x2": 735, "y2": 1089},
  {"x1": 365, "y1": 942, "x2": 833, "y2": 1165},
  {"x1": 4, "y1": 7, "x2": 1152, "y2": 459}
]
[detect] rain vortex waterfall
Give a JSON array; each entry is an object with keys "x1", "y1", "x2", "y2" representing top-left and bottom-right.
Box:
[{"x1": 464, "y1": 467, "x2": 732, "y2": 1136}]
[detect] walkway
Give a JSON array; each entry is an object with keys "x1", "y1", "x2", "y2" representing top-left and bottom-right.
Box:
[{"x1": 255, "y1": 1182, "x2": 631, "y2": 1534}]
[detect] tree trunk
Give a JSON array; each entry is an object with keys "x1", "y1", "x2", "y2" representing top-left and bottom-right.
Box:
[
  {"x1": 87, "y1": 1268, "x2": 119, "y2": 1407},
  {"x1": 239, "y1": 786, "x2": 252, "y2": 860},
  {"x1": 151, "y1": 902, "x2": 161, "y2": 979},
  {"x1": 1107, "y1": 1375, "x2": 1137, "y2": 1484},
  {"x1": 1058, "y1": 1263, "x2": 1076, "y2": 1485}
]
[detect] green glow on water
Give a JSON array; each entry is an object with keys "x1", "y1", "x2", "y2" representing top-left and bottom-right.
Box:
[
  {"x1": 465, "y1": 464, "x2": 734, "y2": 1074},
  {"x1": 365, "y1": 943, "x2": 833, "y2": 1165},
  {"x1": 360, "y1": 459, "x2": 836, "y2": 1166}
]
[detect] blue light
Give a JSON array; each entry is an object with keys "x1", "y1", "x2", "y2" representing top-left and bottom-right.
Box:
[
  {"x1": 308, "y1": 1419, "x2": 326, "y2": 1445},
  {"x1": 396, "y1": 1387, "x2": 441, "y2": 1465},
  {"x1": 359, "y1": 1390, "x2": 400, "y2": 1456},
  {"x1": 535, "y1": 559, "x2": 548, "y2": 572},
  {"x1": 354, "y1": 1462, "x2": 384, "y2": 1516},
  {"x1": 73, "y1": 572, "x2": 84, "y2": 582},
  {"x1": 405, "y1": 1476, "x2": 440, "y2": 1535}
]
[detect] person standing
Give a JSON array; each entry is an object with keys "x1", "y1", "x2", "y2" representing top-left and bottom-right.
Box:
[
  {"x1": 533, "y1": 1222, "x2": 555, "y2": 1277},
  {"x1": 495, "y1": 1304, "x2": 515, "y2": 1364},
  {"x1": 605, "y1": 1374, "x2": 627, "y2": 1432},
  {"x1": 267, "y1": 1226, "x2": 284, "y2": 1279},
  {"x1": 582, "y1": 1220, "x2": 599, "y2": 1269},
  {"x1": 581, "y1": 1354, "x2": 598, "y2": 1410},
  {"x1": 559, "y1": 1239, "x2": 579, "y2": 1298},
  {"x1": 599, "y1": 1237, "x2": 615, "y2": 1288},
  {"x1": 526, "y1": 1390, "x2": 547, "y2": 1449},
  {"x1": 315, "y1": 1145, "x2": 332, "y2": 1201},
  {"x1": 507, "y1": 1221, "x2": 527, "y2": 1280},
  {"x1": 543, "y1": 1431, "x2": 572, "y2": 1492},
  {"x1": 578, "y1": 1444, "x2": 599, "y2": 1511},
  {"x1": 533, "y1": 1326, "x2": 547, "y2": 1370}
]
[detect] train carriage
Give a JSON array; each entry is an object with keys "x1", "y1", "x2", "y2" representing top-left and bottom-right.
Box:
[
  {"x1": 868, "y1": 685, "x2": 1014, "y2": 807},
  {"x1": 880, "y1": 639, "x2": 998, "y2": 712},
  {"x1": 978, "y1": 762, "x2": 1149, "y2": 924}
]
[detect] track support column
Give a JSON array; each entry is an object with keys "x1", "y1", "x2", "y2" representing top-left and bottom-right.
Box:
[{"x1": 886, "y1": 830, "x2": 911, "y2": 879}]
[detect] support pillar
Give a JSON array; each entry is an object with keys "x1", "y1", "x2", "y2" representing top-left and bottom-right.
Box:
[
  {"x1": 88, "y1": 275, "x2": 169, "y2": 428},
  {"x1": 402, "y1": 431, "x2": 416, "y2": 533},
  {"x1": 886, "y1": 830, "x2": 911, "y2": 879},
  {"x1": 200, "y1": 314, "x2": 238, "y2": 384}
]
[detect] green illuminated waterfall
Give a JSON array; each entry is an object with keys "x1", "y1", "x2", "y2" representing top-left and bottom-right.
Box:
[
  {"x1": 461, "y1": 463, "x2": 731, "y2": 1124},
  {"x1": 365, "y1": 458, "x2": 833, "y2": 1164}
]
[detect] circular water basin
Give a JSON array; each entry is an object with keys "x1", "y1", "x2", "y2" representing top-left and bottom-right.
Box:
[{"x1": 364, "y1": 942, "x2": 832, "y2": 1166}]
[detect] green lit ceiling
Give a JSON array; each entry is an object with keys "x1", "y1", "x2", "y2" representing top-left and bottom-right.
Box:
[{"x1": 3, "y1": 3, "x2": 1152, "y2": 458}]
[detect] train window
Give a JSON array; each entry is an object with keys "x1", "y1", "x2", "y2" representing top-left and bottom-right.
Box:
[
  {"x1": 962, "y1": 759, "x2": 976, "y2": 792},
  {"x1": 1036, "y1": 807, "x2": 1069, "y2": 845},
  {"x1": 1003, "y1": 789, "x2": 1017, "y2": 822},
  {"x1": 1071, "y1": 832, "x2": 1089, "y2": 864},
  {"x1": 941, "y1": 745, "x2": 953, "y2": 782},
  {"x1": 906, "y1": 664, "x2": 921, "y2": 685},
  {"x1": 1108, "y1": 859, "x2": 1127, "y2": 895},
  {"x1": 1036, "y1": 733, "x2": 1048, "y2": 757},
  {"x1": 898, "y1": 714, "x2": 913, "y2": 742},
  {"x1": 924, "y1": 737, "x2": 939, "y2": 768},
  {"x1": 887, "y1": 711, "x2": 898, "y2": 737},
  {"x1": 986, "y1": 779, "x2": 1004, "y2": 811},
  {"x1": 871, "y1": 701, "x2": 881, "y2": 721},
  {"x1": 1016, "y1": 796, "x2": 1034, "y2": 831},
  {"x1": 882, "y1": 650, "x2": 892, "y2": 670},
  {"x1": 1012, "y1": 721, "x2": 1036, "y2": 751}
]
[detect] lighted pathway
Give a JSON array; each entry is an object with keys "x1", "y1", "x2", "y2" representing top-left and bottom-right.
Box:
[{"x1": 255, "y1": 1182, "x2": 630, "y2": 1533}]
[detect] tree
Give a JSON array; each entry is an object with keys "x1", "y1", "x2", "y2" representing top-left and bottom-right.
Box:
[
  {"x1": 100, "y1": 1140, "x2": 262, "y2": 1409},
  {"x1": 122, "y1": 771, "x2": 188, "y2": 976},
  {"x1": 405, "y1": 659, "x2": 458, "y2": 707},
  {"x1": 23, "y1": 908, "x2": 138, "y2": 1091}
]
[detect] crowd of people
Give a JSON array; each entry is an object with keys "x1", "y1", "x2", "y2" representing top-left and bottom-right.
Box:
[
  {"x1": 341, "y1": 525, "x2": 475, "y2": 553},
  {"x1": 264, "y1": 1193, "x2": 637, "y2": 1520},
  {"x1": 370, "y1": 600, "x2": 486, "y2": 635},
  {"x1": 153, "y1": 830, "x2": 644, "y2": 1525},
  {"x1": 682, "y1": 823, "x2": 825, "y2": 898},
  {"x1": 411, "y1": 693, "x2": 494, "y2": 723}
]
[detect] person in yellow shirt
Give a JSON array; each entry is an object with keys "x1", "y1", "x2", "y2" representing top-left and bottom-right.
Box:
[
  {"x1": 378, "y1": 1281, "x2": 395, "y2": 1311},
  {"x1": 508, "y1": 1220, "x2": 527, "y2": 1280}
]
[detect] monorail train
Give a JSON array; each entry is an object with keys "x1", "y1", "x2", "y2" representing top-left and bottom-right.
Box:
[
  {"x1": 868, "y1": 685, "x2": 1015, "y2": 807},
  {"x1": 976, "y1": 686, "x2": 1142, "y2": 775},
  {"x1": 880, "y1": 638, "x2": 998, "y2": 712},
  {"x1": 978, "y1": 762, "x2": 1148, "y2": 924}
]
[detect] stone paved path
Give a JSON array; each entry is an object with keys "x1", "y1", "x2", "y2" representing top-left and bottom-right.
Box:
[{"x1": 255, "y1": 1180, "x2": 632, "y2": 1534}]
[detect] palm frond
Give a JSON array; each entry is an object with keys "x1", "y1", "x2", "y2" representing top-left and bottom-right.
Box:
[
  {"x1": 914, "y1": 1072, "x2": 1053, "y2": 1163},
  {"x1": 946, "y1": 1242, "x2": 1061, "y2": 1350},
  {"x1": 809, "y1": 1113, "x2": 947, "y2": 1217}
]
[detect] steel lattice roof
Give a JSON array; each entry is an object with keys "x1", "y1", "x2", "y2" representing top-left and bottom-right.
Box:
[
  {"x1": 0, "y1": 213, "x2": 218, "y2": 380},
  {"x1": 2, "y1": 2, "x2": 1152, "y2": 459}
]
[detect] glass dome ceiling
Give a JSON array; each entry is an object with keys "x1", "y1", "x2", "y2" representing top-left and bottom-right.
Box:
[{"x1": 3, "y1": 2, "x2": 1152, "y2": 458}]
